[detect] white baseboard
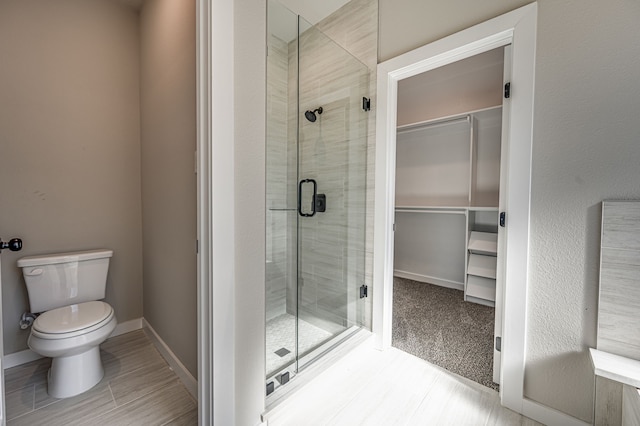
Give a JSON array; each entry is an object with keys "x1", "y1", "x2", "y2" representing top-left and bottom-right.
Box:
[
  {"x1": 394, "y1": 270, "x2": 464, "y2": 291},
  {"x1": 142, "y1": 319, "x2": 198, "y2": 399},
  {"x1": 3, "y1": 348, "x2": 42, "y2": 369},
  {"x1": 110, "y1": 317, "x2": 143, "y2": 337},
  {"x1": 522, "y1": 398, "x2": 590, "y2": 426},
  {"x1": 3, "y1": 317, "x2": 144, "y2": 370}
]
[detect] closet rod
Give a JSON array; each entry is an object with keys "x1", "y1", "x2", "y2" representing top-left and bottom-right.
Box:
[
  {"x1": 395, "y1": 208, "x2": 466, "y2": 215},
  {"x1": 397, "y1": 114, "x2": 471, "y2": 134}
]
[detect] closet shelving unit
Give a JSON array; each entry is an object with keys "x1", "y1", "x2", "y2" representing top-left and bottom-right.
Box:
[{"x1": 394, "y1": 106, "x2": 502, "y2": 307}]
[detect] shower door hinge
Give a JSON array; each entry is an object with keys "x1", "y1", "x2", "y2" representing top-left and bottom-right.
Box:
[
  {"x1": 504, "y1": 82, "x2": 511, "y2": 99},
  {"x1": 362, "y1": 97, "x2": 371, "y2": 111},
  {"x1": 495, "y1": 336, "x2": 501, "y2": 352},
  {"x1": 359, "y1": 285, "x2": 368, "y2": 298}
]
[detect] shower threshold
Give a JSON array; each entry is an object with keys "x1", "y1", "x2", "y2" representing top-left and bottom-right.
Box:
[{"x1": 265, "y1": 325, "x2": 370, "y2": 411}]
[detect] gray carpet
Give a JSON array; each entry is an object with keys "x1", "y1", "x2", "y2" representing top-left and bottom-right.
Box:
[{"x1": 392, "y1": 276, "x2": 499, "y2": 390}]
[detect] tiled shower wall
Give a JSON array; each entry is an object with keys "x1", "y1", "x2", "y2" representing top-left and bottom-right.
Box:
[
  {"x1": 309, "y1": 0, "x2": 378, "y2": 330},
  {"x1": 295, "y1": 25, "x2": 369, "y2": 330},
  {"x1": 266, "y1": 33, "x2": 292, "y2": 321},
  {"x1": 267, "y1": 0, "x2": 377, "y2": 330}
]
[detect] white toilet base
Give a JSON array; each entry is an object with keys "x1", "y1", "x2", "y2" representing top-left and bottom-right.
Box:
[
  {"x1": 47, "y1": 346, "x2": 104, "y2": 398},
  {"x1": 27, "y1": 309, "x2": 117, "y2": 399}
]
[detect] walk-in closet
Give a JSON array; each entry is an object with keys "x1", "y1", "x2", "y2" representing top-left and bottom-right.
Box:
[{"x1": 391, "y1": 46, "x2": 509, "y2": 389}]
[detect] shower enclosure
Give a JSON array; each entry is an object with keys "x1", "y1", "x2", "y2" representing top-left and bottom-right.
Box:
[{"x1": 266, "y1": 0, "x2": 369, "y2": 390}]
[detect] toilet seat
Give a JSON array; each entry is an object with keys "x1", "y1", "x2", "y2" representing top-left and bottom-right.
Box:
[{"x1": 32, "y1": 301, "x2": 114, "y2": 340}]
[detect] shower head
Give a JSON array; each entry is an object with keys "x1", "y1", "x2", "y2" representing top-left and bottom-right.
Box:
[{"x1": 304, "y1": 107, "x2": 323, "y2": 123}]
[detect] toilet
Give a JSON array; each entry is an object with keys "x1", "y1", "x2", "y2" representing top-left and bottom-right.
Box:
[{"x1": 17, "y1": 249, "x2": 117, "y2": 398}]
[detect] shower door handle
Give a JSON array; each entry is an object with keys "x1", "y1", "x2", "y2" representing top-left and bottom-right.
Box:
[{"x1": 298, "y1": 179, "x2": 317, "y2": 217}]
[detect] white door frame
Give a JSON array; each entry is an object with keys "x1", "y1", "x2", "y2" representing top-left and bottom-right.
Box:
[
  {"x1": 373, "y1": 3, "x2": 536, "y2": 414},
  {"x1": 196, "y1": 0, "x2": 235, "y2": 424},
  {"x1": 1, "y1": 256, "x2": 6, "y2": 425}
]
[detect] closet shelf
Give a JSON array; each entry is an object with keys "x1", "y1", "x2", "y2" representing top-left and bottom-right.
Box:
[
  {"x1": 468, "y1": 232, "x2": 498, "y2": 255},
  {"x1": 395, "y1": 206, "x2": 467, "y2": 215},
  {"x1": 394, "y1": 200, "x2": 498, "y2": 212},
  {"x1": 397, "y1": 114, "x2": 470, "y2": 135},
  {"x1": 466, "y1": 275, "x2": 496, "y2": 302},
  {"x1": 395, "y1": 205, "x2": 497, "y2": 212},
  {"x1": 395, "y1": 197, "x2": 470, "y2": 209},
  {"x1": 467, "y1": 254, "x2": 497, "y2": 279},
  {"x1": 468, "y1": 206, "x2": 499, "y2": 212},
  {"x1": 394, "y1": 105, "x2": 503, "y2": 307},
  {"x1": 397, "y1": 105, "x2": 502, "y2": 131}
]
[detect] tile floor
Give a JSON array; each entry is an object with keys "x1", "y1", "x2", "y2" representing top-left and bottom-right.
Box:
[
  {"x1": 5, "y1": 327, "x2": 544, "y2": 425},
  {"x1": 264, "y1": 336, "x2": 543, "y2": 425},
  {"x1": 4, "y1": 330, "x2": 196, "y2": 425},
  {"x1": 266, "y1": 313, "x2": 333, "y2": 377}
]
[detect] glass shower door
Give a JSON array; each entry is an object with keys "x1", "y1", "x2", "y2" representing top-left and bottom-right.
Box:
[
  {"x1": 265, "y1": 0, "x2": 369, "y2": 387},
  {"x1": 295, "y1": 21, "x2": 369, "y2": 370},
  {"x1": 266, "y1": 0, "x2": 299, "y2": 381}
]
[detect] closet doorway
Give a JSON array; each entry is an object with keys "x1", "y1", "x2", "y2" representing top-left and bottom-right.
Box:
[
  {"x1": 373, "y1": 3, "x2": 536, "y2": 413},
  {"x1": 391, "y1": 47, "x2": 509, "y2": 389}
]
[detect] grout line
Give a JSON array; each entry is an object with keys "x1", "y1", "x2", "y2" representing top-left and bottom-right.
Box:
[
  {"x1": 108, "y1": 383, "x2": 117, "y2": 407},
  {"x1": 85, "y1": 383, "x2": 166, "y2": 423},
  {"x1": 7, "y1": 331, "x2": 194, "y2": 424},
  {"x1": 103, "y1": 379, "x2": 184, "y2": 416},
  {"x1": 5, "y1": 384, "x2": 36, "y2": 423},
  {"x1": 105, "y1": 357, "x2": 165, "y2": 384},
  {"x1": 158, "y1": 406, "x2": 197, "y2": 426}
]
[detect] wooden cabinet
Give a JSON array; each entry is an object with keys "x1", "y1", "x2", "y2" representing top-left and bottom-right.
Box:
[{"x1": 394, "y1": 106, "x2": 502, "y2": 306}]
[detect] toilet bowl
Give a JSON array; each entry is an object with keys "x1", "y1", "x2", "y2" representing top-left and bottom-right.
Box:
[
  {"x1": 28, "y1": 301, "x2": 117, "y2": 398},
  {"x1": 17, "y1": 249, "x2": 117, "y2": 398}
]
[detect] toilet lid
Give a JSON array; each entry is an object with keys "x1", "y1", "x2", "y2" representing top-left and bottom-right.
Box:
[{"x1": 33, "y1": 301, "x2": 114, "y2": 335}]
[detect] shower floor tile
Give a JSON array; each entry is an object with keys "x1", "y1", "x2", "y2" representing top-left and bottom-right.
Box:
[{"x1": 266, "y1": 313, "x2": 333, "y2": 377}]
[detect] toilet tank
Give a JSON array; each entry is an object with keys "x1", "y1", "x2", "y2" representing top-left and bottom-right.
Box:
[{"x1": 17, "y1": 249, "x2": 113, "y2": 313}]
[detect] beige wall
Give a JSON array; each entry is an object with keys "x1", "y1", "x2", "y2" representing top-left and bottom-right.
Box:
[
  {"x1": 379, "y1": 0, "x2": 531, "y2": 63},
  {"x1": 0, "y1": 0, "x2": 198, "y2": 382},
  {"x1": 139, "y1": 0, "x2": 197, "y2": 377},
  {"x1": 379, "y1": 0, "x2": 640, "y2": 422},
  {"x1": 0, "y1": 0, "x2": 143, "y2": 354}
]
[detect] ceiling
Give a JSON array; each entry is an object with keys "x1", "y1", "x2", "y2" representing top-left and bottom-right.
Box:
[
  {"x1": 269, "y1": 0, "x2": 352, "y2": 42},
  {"x1": 277, "y1": 0, "x2": 351, "y2": 25},
  {"x1": 116, "y1": 0, "x2": 352, "y2": 41}
]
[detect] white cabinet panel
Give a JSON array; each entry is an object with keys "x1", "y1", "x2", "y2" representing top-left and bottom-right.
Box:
[
  {"x1": 466, "y1": 275, "x2": 496, "y2": 302},
  {"x1": 468, "y1": 231, "x2": 498, "y2": 255},
  {"x1": 394, "y1": 211, "x2": 466, "y2": 286},
  {"x1": 467, "y1": 254, "x2": 497, "y2": 279}
]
